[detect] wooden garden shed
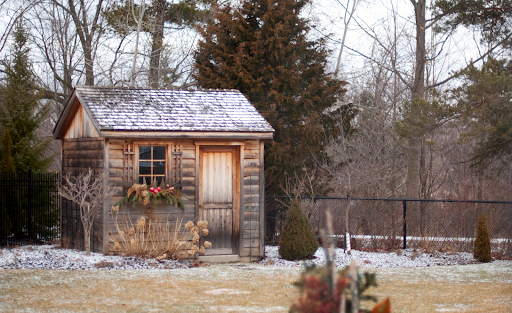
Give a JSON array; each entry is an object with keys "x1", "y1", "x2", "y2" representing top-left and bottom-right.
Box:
[{"x1": 53, "y1": 86, "x2": 274, "y2": 262}]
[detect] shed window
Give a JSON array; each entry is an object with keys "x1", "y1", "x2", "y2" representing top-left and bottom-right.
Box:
[{"x1": 139, "y1": 146, "x2": 166, "y2": 185}]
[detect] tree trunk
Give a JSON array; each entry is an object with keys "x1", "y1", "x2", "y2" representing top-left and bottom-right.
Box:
[
  {"x1": 345, "y1": 195, "x2": 351, "y2": 254},
  {"x1": 83, "y1": 43, "x2": 94, "y2": 86},
  {"x1": 84, "y1": 226, "x2": 91, "y2": 256},
  {"x1": 149, "y1": 0, "x2": 166, "y2": 88},
  {"x1": 406, "y1": 0, "x2": 426, "y2": 199}
]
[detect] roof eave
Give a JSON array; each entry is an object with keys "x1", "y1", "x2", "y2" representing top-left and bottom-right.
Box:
[{"x1": 99, "y1": 130, "x2": 274, "y2": 140}]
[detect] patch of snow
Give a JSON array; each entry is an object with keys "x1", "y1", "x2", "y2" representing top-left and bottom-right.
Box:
[
  {"x1": 0, "y1": 244, "x2": 483, "y2": 270},
  {"x1": 0, "y1": 245, "x2": 189, "y2": 270},
  {"x1": 205, "y1": 289, "x2": 251, "y2": 295},
  {"x1": 259, "y1": 246, "x2": 478, "y2": 268}
]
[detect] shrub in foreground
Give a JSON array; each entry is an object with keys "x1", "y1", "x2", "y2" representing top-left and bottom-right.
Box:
[
  {"x1": 474, "y1": 214, "x2": 491, "y2": 263},
  {"x1": 279, "y1": 199, "x2": 318, "y2": 260},
  {"x1": 290, "y1": 262, "x2": 391, "y2": 313}
]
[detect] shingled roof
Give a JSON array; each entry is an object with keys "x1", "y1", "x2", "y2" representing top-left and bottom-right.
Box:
[{"x1": 54, "y1": 86, "x2": 274, "y2": 138}]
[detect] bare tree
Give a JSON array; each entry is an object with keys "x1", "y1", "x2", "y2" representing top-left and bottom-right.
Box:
[
  {"x1": 333, "y1": 0, "x2": 361, "y2": 77},
  {"x1": 50, "y1": 0, "x2": 108, "y2": 86},
  {"x1": 58, "y1": 168, "x2": 114, "y2": 255}
]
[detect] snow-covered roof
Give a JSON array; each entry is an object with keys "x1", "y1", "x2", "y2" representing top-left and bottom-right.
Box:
[{"x1": 54, "y1": 86, "x2": 274, "y2": 139}]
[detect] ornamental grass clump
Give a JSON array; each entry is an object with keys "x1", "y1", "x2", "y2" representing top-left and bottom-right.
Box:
[
  {"x1": 474, "y1": 214, "x2": 492, "y2": 263},
  {"x1": 279, "y1": 199, "x2": 318, "y2": 260},
  {"x1": 110, "y1": 206, "x2": 211, "y2": 260}
]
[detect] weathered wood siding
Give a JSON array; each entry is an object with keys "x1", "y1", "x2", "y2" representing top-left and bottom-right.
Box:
[
  {"x1": 104, "y1": 139, "x2": 196, "y2": 253},
  {"x1": 61, "y1": 138, "x2": 105, "y2": 253},
  {"x1": 63, "y1": 105, "x2": 99, "y2": 139},
  {"x1": 241, "y1": 140, "x2": 263, "y2": 258}
]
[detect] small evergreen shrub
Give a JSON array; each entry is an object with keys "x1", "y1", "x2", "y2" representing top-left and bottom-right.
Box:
[
  {"x1": 474, "y1": 214, "x2": 492, "y2": 262},
  {"x1": 279, "y1": 199, "x2": 319, "y2": 260}
]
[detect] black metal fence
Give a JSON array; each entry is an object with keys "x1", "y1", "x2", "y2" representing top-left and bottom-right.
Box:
[
  {"x1": 0, "y1": 168, "x2": 60, "y2": 246},
  {"x1": 266, "y1": 196, "x2": 512, "y2": 256}
]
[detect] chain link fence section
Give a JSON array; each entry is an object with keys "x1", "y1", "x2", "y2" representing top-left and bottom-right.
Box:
[{"x1": 265, "y1": 196, "x2": 512, "y2": 256}]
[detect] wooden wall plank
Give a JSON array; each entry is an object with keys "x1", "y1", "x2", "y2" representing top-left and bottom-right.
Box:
[
  {"x1": 63, "y1": 149, "x2": 103, "y2": 159},
  {"x1": 243, "y1": 238, "x2": 260, "y2": 248},
  {"x1": 244, "y1": 176, "x2": 259, "y2": 185},
  {"x1": 243, "y1": 211, "x2": 259, "y2": 221},
  {"x1": 243, "y1": 220, "x2": 259, "y2": 229},
  {"x1": 244, "y1": 204, "x2": 260, "y2": 212},
  {"x1": 243, "y1": 159, "x2": 260, "y2": 168},
  {"x1": 244, "y1": 194, "x2": 259, "y2": 203},
  {"x1": 62, "y1": 159, "x2": 104, "y2": 168},
  {"x1": 62, "y1": 167, "x2": 104, "y2": 175},
  {"x1": 63, "y1": 140, "x2": 103, "y2": 150},
  {"x1": 243, "y1": 229, "x2": 259, "y2": 239},
  {"x1": 244, "y1": 167, "x2": 259, "y2": 176},
  {"x1": 245, "y1": 140, "x2": 259, "y2": 150},
  {"x1": 244, "y1": 149, "x2": 259, "y2": 159},
  {"x1": 241, "y1": 247, "x2": 260, "y2": 256},
  {"x1": 244, "y1": 184, "x2": 259, "y2": 194}
]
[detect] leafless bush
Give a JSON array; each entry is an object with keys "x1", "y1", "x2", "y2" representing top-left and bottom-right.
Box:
[{"x1": 58, "y1": 168, "x2": 114, "y2": 256}]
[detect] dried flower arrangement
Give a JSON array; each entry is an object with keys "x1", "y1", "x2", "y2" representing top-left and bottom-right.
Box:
[
  {"x1": 110, "y1": 206, "x2": 211, "y2": 260},
  {"x1": 114, "y1": 181, "x2": 184, "y2": 211}
]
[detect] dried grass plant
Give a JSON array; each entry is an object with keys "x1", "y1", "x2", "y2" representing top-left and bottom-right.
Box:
[{"x1": 109, "y1": 208, "x2": 211, "y2": 260}]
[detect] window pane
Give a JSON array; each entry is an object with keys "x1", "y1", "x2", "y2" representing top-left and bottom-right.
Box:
[
  {"x1": 139, "y1": 161, "x2": 151, "y2": 175},
  {"x1": 139, "y1": 146, "x2": 151, "y2": 160},
  {"x1": 155, "y1": 176, "x2": 163, "y2": 185},
  {"x1": 139, "y1": 176, "x2": 150, "y2": 184},
  {"x1": 153, "y1": 146, "x2": 165, "y2": 160},
  {"x1": 153, "y1": 161, "x2": 165, "y2": 175}
]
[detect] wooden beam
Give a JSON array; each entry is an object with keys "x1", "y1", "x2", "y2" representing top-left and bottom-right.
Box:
[
  {"x1": 259, "y1": 140, "x2": 265, "y2": 257},
  {"x1": 195, "y1": 144, "x2": 201, "y2": 222},
  {"x1": 239, "y1": 144, "x2": 245, "y2": 256},
  {"x1": 103, "y1": 138, "x2": 110, "y2": 255},
  {"x1": 194, "y1": 141, "x2": 245, "y2": 146}
]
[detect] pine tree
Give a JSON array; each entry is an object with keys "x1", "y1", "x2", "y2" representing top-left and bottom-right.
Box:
[
  {"x1": 474, "y1": 214, "x2": 492, "y2": 262},
  {"x1": 0, "y1": 129, "x2": 15, "y2": 174},
  {"x1": 0, "y1": 18, "x2": 53, "y2": 173},
  {"x1": 279, "y1": 199, "x2": 318, "y2": 260},
  {"x1": 193, "y1": 0, "x2": 351, "y2": 194},
  {"x1": 434, "y1": 1, "x2": 512, "y2": 167}
]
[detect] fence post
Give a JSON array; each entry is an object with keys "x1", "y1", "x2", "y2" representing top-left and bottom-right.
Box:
[
  {"x1": 402, "y1": 199, "x2": 407, "y2": 249},
  {"x1": 27, "y1": 166, "x2": 33, "y2": 242}
]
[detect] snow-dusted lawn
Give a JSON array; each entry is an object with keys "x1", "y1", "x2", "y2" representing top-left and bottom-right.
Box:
[{"x1": 0, "y1": 245, "x2": 510, "y2": 312}]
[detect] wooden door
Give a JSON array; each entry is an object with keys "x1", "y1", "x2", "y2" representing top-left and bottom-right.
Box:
[{"x1": 200, "y1": 147, "x2": 239, "y2": 255}]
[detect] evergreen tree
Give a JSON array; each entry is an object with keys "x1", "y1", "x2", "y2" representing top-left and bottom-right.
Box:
[
  {"x1": 279, "y1": 199, "x2": 318, "y2": 260},
  {"x1": 0, "y1": 129, "x2": 15, "y2": 174},
  {"x1": 0, "y1": 18, "x2": 53, "y2": 173},
  {"x1": 435, "y1": 1, "x2": 512, "y2": 167},
  {"x1": 434, "y1": 0, "x2": 512, "y2": 47},
  {"x1": 474, "y1": 214, "x2": 491, "y2": 262},
  {"x1": 450, "y1": 58, "x2": 512, "y2": 167},
  {"x1": 193, "y1": 0, "x2": 351, "y2": 194}
]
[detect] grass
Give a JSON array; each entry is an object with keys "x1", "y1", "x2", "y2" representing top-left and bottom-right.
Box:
[{"x1": 0, "y1": 261, "x2": 510, "y2": 312}]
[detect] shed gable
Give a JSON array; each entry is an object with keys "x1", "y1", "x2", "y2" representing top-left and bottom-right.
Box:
[{"x1": 60, "y1": 98, "x2": 100, "y2": 139}]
